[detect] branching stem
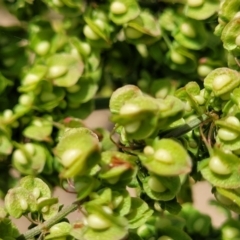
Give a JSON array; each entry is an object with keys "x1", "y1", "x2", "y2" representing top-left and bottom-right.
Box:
[{"x1": 17, "y1": 203, "x2": 79, "y2": 239}]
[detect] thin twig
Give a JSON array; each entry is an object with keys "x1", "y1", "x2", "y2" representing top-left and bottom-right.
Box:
[{"x1": 17, "y1": 203, "x2": 79, "y2": 239}]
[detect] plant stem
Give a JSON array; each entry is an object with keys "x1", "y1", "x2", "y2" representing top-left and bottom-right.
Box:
[{"x1": 17, "y1": 203, "x2": 79, "y2": 239}]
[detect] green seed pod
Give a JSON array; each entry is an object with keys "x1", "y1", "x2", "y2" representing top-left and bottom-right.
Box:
[
  {"x1": 187, "y1": 0, "x2": 203, "y2": 7},
  {"x1": 125, "y1": 27, "x2": 143, "y2": 39},
  {"x1": 83, "y1": 25, "x2": 100, "y2": 40},
  {"x1": 218, "y1": 128, "x2": 238, "y2": 141},
  {"x1": 34, "y1": 41, "x2": 50, "y2": 56},
  {"x1": 87, "y1": 214, "x2": 111, "y2": 230},
  {"x1": 110, "y1": 1, "x2": 127, "y2": 15},
  {"x1": 209, "y1": 156, "x2": 231, "y2": 175},
  {"x1": 148, "y1": 176, "x2": 167, "y2": 193},
  {"x1": 180, "y1": 23, "x2": 196, "y2": 38}
]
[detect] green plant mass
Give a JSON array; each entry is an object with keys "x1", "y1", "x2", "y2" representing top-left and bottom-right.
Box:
[{"x1": 2, "y1": 0, "x2": 240, "y2": 239}]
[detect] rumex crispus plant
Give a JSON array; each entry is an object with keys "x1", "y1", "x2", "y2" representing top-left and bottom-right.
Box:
[{"x1": 1, "y1": 0, "x2": 240, "y2": 239}]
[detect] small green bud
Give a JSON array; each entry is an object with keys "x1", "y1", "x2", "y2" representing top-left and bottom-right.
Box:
[
  {"x1": 209, "y1": 156, "x2": 231, "y2": 175},
  {"x1": 19, "y1": 94, "x2": 34, "y2": 106},
  {"x1": 32, "y1": 188, "x2": 41, "y2": 199},
  {"x1": 87, "y1": 214, "x2": 111, "y2": 230},
  {"x1": 35, "y1": 41, "x2": 50, "y2": 56},
  {"x1": 144, "y1": 146, "x2": 155, "y2": 155},
  {"x1": 110, "y1": 1, "x2": 127, "y2": 15},
  {"x1": 198, "y1": 65, "x2": 213, "y2": 77},
  {"x1": 20, "y1": 199, "x2": 28, "y2": 211},
  {"x1": 3, "y1": 109, "x2": 13, "y2": 120}
]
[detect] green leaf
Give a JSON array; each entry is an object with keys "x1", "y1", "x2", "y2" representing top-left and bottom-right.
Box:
[
  {"x1": 0, "y1": 219, "x2": 20, "y2": 238},
  {"x1": 126, "y1": 197, "x2": 153, "y2": 229}
]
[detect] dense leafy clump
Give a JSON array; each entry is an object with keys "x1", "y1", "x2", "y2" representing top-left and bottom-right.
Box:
[{"x1": 2, "y1": 0, "x2": 240, "y2": 239}]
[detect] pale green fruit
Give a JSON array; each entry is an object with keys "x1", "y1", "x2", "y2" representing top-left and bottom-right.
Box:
[
  {"x1": 87, "y1": 214, "x2": 111, "y2": 230},
  {"x1": 61, "y1": 149, "x2": 82, "y2": 167},
  {"x1": 125, "y1": 121, "x2": 141, "y2": 133},
  {"x1": 110, "y1": 1, "x2": 127, "y2": 15},
  {"x1": 23, "y1": 73, "x2": 40, "y2": 85},
  {"x1": 218, "y1": 128, "x2": 238, "y2": 141},
  {"x1": 120, "y1": 103, "x2": 140, "y2": 115},
  {"x1": 198, "y1": 65, "x2": 213, "y2": 77},
  {"x1": 35, "y1": 41, "x2": 50, "y2": 55},
  {"x1": 83, "y1": 25, "x2": 100, "y2": 40},
  {"x1": 180, "y1": 23, "x2": 196, "y2": 38},
  {"x1": 154, "y1": 149, "x2": 173, "y2": 164},
  {"x1": 13, "y1": 149, "x2": 28, "y2": 165},
  {"x1": 187, "y1": 0, "x2": 204, "y2": 7},
  {"x1": 148, "y1": 176, "x2": 167, "y2": 193},
  {"x1": 32, "y1": 188, "x2": 41, "y2": 199},
  {"x1": 125, "y1": 27, "x2": 143, "y2": 39},
  {"x1": 170, "y1": 51, "x2": 186, "y2": 64},
  {"x1": 144, "y1": 146, "x2": 155, "y2": 155},
  {"x1": 209, "y1": 156, "x2": 231, "y2": 175},
  {"x1": 226, "y1": 116, "x2": 240, "y2": 127},
  {"x1": 212, "y1": 74, "x2": 231, "y2": 91},
  {"x1": 47, "y1": 65, "x2": 68, "y2": 79},
  {"x1": 20, "y1": 199, "x2": 28, "y2": 211}
]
